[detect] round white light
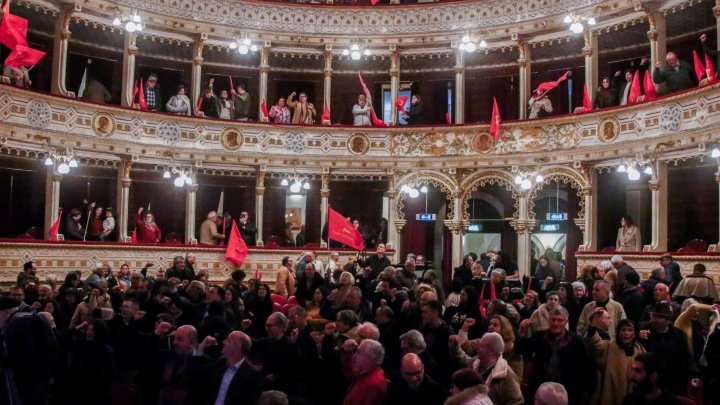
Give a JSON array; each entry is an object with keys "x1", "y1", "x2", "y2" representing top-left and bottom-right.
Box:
[
  {"x1": 351, "y1": 51, "x2": 361, "y2": 60},
  {"x1": 290, "y1": 181, "x2": 302, "y2": 193},
  {"x1": 133, "y1": 14, "x2": 141, "y2": 23},
  {"x1": 125, "y1": 21, "x2": 136, "y2": 33},
  {"x1": 587, "y1": 17, "x2": 596, "y2": 25},
  {"x1": 113, "y1": 17, "x2": 121, "y2": 26},
  {"x1": 570, "y1": 22, "x2": 584, "y2": 34},
  {"x1": 521, "y1": 179, "x2": 532, "y2": 190},
  {"x1": 461, "y1": 34, "x2": 470, "y2": 43},
  {"x1": 174, "y1": 177, "x2": 185, "y2": 187},
  {"x1": 535, "y1": 174, "x2": 544, "y2": 182},
  {"x1": 563, "y1": 14, "x2": 573, "y2": 24},
  {"x1": 479, "y1": 40, "x2": 487, "y2": 48},
  {"x1": 627, "y1": 168, "x2": 641, "y2": 181},
  {"x1": 69, "y1": 158, "x2": 78, "y2": 168},
  {"x1": 250, "y1": 44, "x2": 257, "y2": 52},
  {"x1": 459, "y1": 43, "x2": 466, "y2": 51},
  {"x1": 364, "y1": 49, "x2": 371, "y2": 56},
  {"x1": 229, "y1": 42, "x2": 237, "y2": 49},
  {"x1": 465, "y1": 42, "x2": 476, "y2": 53},
  {"x1": 618, "y1": 164, "x2": 626, "y2": 173},
  {"x1": 58, "y1": 163, "x2": 70, "y2": 174},
  {"x1": 401, "y1": 185, "x2": 411, "y2": 193},
  {"x1": 281, "y1": 178, "x2": 289, "y2": 186},
  {"x1": 712, "y1": 147, "x2": 720, "y2": 158},
  {"x1": 45, "y1": 157, "x2": 53, "y2": 166},
  {"x1": 238, "y1": 45, "x2": 249, "y2": 54},
  {"x1": 644, "y1": 166, "x2": 653, "y2": 175},
  {"x1": 342, "y1": 49, "x2": 350, "y2": 56},
  {"x1": 514, "y1": 175, "x2": 522, "y2": 185},
  {"x1": 302, "y1": 182, "x2": 310, "y2": 190},
  {"x1": 185, "y1": 176, "x2": 192, "y2": 184},
  {"x1": 408, "y1": 189, "x2": 420, "y2": 198},
  {"x1": 243, "y1": 38, "x2": 251, "y2": 46},
  {"x1": 420, "y1": 185, "x2": 428, "y2": 193},
  {"x1": 135, "y1": 24, "x2": 142, "y2": 32},
  {"x1": 351, "y1": 44, "x2": 360, "y2": 51},
  {"x1": 163, "y1": 170, "x2": 171, "y2": 179}
]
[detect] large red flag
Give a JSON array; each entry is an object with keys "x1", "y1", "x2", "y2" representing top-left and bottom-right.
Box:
[
  {"x1": 705, "y1": 53, "x2": 717, "y2": 83},
  {"x1": 321, "y1": 100, "x2": 331, "y2": 124},
  {"x1": 490, "y1": 279, "x2": 497, "y2": 300},
  {"x1": 643, "y1": 71, "x2": 657, "y2": 101},
  {"x1": 48, "y1": 209, "x2": 62, "y2": 241},
  {"x1": 226, "y1": 221, "x2": 248, "y2": 266},
  {"x1": 693, "y1": 50, "x2": 706, "y2": 82},
  {"x1": 328, "y1": 207, "x2": 364, "y2": 250},
  {"x1": 371, "y1": 0, "x2": 380, "y2": 4},
  {"x1": 357, "y1": 73, "x2": 386, "y2": 127},
  {"x1": 139, "y1": 78, "x2": 148, "y2": 110},
  {"x1": 534, "y1": 70, "x2": 570, "y2": 93},
  {"x1": 490, "y1": 97, "x2": 501, "y2": 140},
  {"x1": 0, "y1": 0, "x2": 28, "y2": 51},
  {"x1": 628, "y1": 71, "x2": 642, "y2": 104},
  {"x1": 4, "y1": 44, "x2": 45, "y2": 68},
  {"x1": 582, "y1": 83, "x2": 592, "y2": 111},
  {"x1": 133, "y1": 80, "x2": 139, "y2": 106},
  {"x1": 260, "y1": 99, "x2": 269, "y2": 120}
]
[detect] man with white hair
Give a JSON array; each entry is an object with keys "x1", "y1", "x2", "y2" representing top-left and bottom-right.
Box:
[
  {"x1": 85, "y1": 262, "x2": 107, "y2": 288},
  {"x1": 610, "y1": 255, "x2": 637, "y2": 293},
  {"x1": 199, "y1": 211, "x2": 224, "y2": 245},
  {"x1": 449, "y1": 332, "x2": 523, "y2": 405},
  {"x1": 340, "y1": 339, "x2": 387, "y2": 405},
  {"x1": 640, "y1": 266, "x2": 666, "y2": 307},
  {"x1": 385, "y1": 353, "x2": 448, "y2": 405},
  {"x1": 535, "y1": 382, "x2": 568, "y2": 405}
]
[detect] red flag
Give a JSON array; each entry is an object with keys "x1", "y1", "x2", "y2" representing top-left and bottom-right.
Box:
[
  {"x1": 371, "y1": 0, "x2": 380, "y2": 4},
  {"x1": 321, "y1": 100, "x2": 331, "y2": 124},
  {"x1": 328, "y1": 207, "x2": 364, "y2": 250},
  {"x1": 490, "y1": 97, "x2": 501, "y2": 140},
  {"x1": 693, "y1": 50, "x2": 706, "y2": 82},
  {"x1": 0, "y1": 0, "x2": 28, "y2": 51},
  {"x1": 705, "y1": 53, "x2": 717, "y2": 83},
  {"x1": 49, "y1": 209, "x2": 62, "y2": 241},
  {"x1": 490, "y1": 279, "x2": 497, "y2": 300},
  {"x1": 196, "y1": 96, "x2": 203, "y2": 116},
  {"x1": 371, "y1": 110, "x2": 387, "y2": 127},
  {"x1": 260, "y1": 99, "x2": 269, "y2": 119},
  {"x1": 219, "y1": 216, "x2": 226, "y2": 247},
  {"x1": 139, "y1": 78, "x2": 148, "y2": 110},
  {"x1": 395, "y1": 96, "x2": 408, "y2": 111},
  {"x1": 526, "y1": 276, "x2": 533, "y2": 293},
  {"x1": 229, "y1": 76, "x2": 235, "y2": 101},
  {"x1": 226, "y1": 221, "x2": 248, "y2": 266},
  {"x1": 132, "y1": 80, "x2": 139, "y2": 105},
  {"x1": 582, "y1": 83, "x2": 592, "y2": 111},
  {"x1": 4, "y1": 44, "x2": 45, "y2": 68},
  {"x1": 534, "y1": 70, "x2": 570, "y2": 93},
  {"x1": 445, "y1": 112, "x2": 451, "y2": 125},
  {"x1": 628, "y1": 71, "x2": 642, "y2": 104},
  {"x1": 131, "y1": 229, "x2": 137, "y2": 244},
  {"x1": 643, "y1": 71, "x2": 657, "y2": 101}
]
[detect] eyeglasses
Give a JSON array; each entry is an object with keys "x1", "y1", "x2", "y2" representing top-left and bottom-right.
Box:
[{"x1": 265, "y1": 323, "x2": 278, "y2": 328}]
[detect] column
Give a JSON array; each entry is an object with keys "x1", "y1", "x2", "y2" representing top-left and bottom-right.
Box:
[
  {"x1": 185, "y1": 178, "x2": 198, "y2": 244},
  {"x1": 649, "y1": 161, "x2": 668, "y2": 251},
  {"x1": 583, "y1": 28, "x2": 599, "y2": 104},
  {"x1": 323, "y1": 48, "x2": 332, "y2": 124},
  {"x1": 511, "y1": 193, "x2": 537, "y2": 277},
  {"x1": 256, "y1": 166, "x2": 266, "y2": 245},
  {"x1": 637, "y1": 3, "x2": 667, "y2": 70},
  {"x1": 454, "y1": 49, "x2": 465, "y2": 124},
  {"x1": 44, "y1": 167, "x2": 62, "y2": 240},
  {"x1": 121, "y1": 33, "x2": 138, "y2": 107},
  {"x1": 517, "y1": 39, "x2": 531, "y2": 120},
  {"x1": 320, "y1": 169, "x2": 329, "y2": 238},
  {"x1": 116, "y1": 160, "x2": 132, "y2": 242},
  {"x1": 443, "y1": 189, "x2": 465, "y2": 269},
  {"x1": 259, "y1": 42, "x2": 271, "y2": 121},
  {"x1": 716, "y1": 163, "x2": 720, "y2": 243},
  {"x1": 389, "y1": 47, "x2": 400, "y2": 125},
  {"x1": 581, "y1": 168, "x2": 598, "y2": 251},
  {"x1": 191, "y1": 33, "x2": 207, "y2": 113},
  {"x1": 51, "y1": 3, "x2": 80, "y2": 96},
  {"x1": 715, "y1": 1, "x2": 720, "y2": 45}
]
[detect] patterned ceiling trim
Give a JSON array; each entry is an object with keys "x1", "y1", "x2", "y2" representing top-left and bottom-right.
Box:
[
  {"x1": 103, "y1": 0, "x2": 610, "y2": 35},
  {"x1": 662, "y1": 0, "x2": 706, "y2": 15},
  {"x1": 596, "y1": 16, "x2": 648, "y2": 34},
  {"x1": 71, "y1": 16, "x2": 126, "y2": 34}
]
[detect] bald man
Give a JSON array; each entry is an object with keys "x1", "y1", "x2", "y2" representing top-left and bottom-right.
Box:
[
  {"x1": 188, "y1": 331, "x2": 263, "y2": 405},
  {"x1": 385, "y1": 353, "x2": 448, "y2": 405},
  {"x1": 640, "y1": 283, "x2": 681, "y2": 324},
  {"x1": 653, "y1": 51, "x2": 698, "y2": 93}
]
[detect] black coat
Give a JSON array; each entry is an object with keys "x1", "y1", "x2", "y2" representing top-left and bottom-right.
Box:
[
  {"x1": 295, "y1": 273, "x2": 325, "y2": 307},
  {"x1": 188, "y1": 358, "x2": 263, "y2": 405},
  {"x1": 653, "y1": 60, "x2": 699, "y2": 93},
  {"x1": 64, "y1": 215, "x2": 85, "y2": 240},
  {"x1": 406, "y1": 102, "x2": 425, "y2": 125},
  {"x1": 385, "y1": 374, "x2": 449, "y2": 405},
  {"x1": 593, "y1": 86, "x2": 618, "y2": 109}
]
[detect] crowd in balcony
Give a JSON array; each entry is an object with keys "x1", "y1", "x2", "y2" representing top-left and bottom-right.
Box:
[{"x1": 1, "y1": 238, "x2": 720, "y2": 405}]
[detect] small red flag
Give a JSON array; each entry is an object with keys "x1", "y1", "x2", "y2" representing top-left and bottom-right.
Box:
[
  {"x1": 321, "y1": 100, "x2": 331, "y2": 124},
  {"x1": 371, "y1": 0, "x2": 380, "y2": 4},
  {"x1": 131, "y1": 229, "x2": 138, "y2": 244},
  {"x1": 0, "y1": 0, "x2": 28, "y2": 51},
  {"x1": 582, "y1": 83, "x2": 592, "y2": 111},
  {"x1": 49, "y1": 209, "x2": 62, "y2": 241},
  {"x1": 693, "y1": 50, "x2": 706, "y2": 82},
  {"x1": 490, "y1": 279, "x2": 497, "y2": 300},
  {"x1": 395, "y1": 96, "x2": 408, "y2": 111},
  {"x1": 132, "y1": 80, "x2": 139, "y2": 105},
  {"x1": 260, "y1": 99, "x2": 269, "y2": 119},
  {"x1": 139, "y1": 78, "x2": 148, "y2": 110},
  {"x1": 229, "y1": 76, "x2": 235, "y2": 101},
  {"x1": 628, "y1": 71, "x2": 642, "y2": 104},
  {"x1": 490, "y1": 97, "x2": 501, "y2": 140},
  {"x1": 534, "y1": 70, "x2": 570, "y2": 93},
  {"x1": 445, "y1": 112, "x2": 451, "y2": 125},
  {"x1": 705, "y1": 53, "x2": 717, "y2": 83},
  {"x1": 4, "y1": 44, "x2": 45, "y2": 68},
  {"x1": 643, "y1": 71, "x2": 657, "y2": 101},
  {"x1": 219, "y1": 217, "x2": 226, "y2": 247},
  {"x1": 526, "y1": 276, "x2": 533, "y2": 294},
  {"x1": 226, "y1": 221, "x2": 248, "y2": 266},
  {"x1": 328, "y1": 207, "x2": 364, "y2": 251},
  {"x1": 196, "y1": 96, "x2": 203, "y2": 116}
]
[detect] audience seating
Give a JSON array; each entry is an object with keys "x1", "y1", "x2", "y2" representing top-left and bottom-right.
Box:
[
  {"x1": 687, "y1": 239, "x2": 708, "y2": 252},
  {"x1": 287, "y1": 296, "x2": 299, "y2": 306},
  {"x1": 266, "y1": 235, "x2": 283, "y2": 246},
  {"x1": 273, "y1": 302, "x2": 282, "y2": 313},
  {"x1": 271, "y1": 294, "x2": 286, "y2": 306},
  {"x1": 677, "y1": 247, "x2": 695, "y2": 253},
  {"x1": 281, "y1": 303, "x2": 296, "y2": 316},
  {"x1": 165, "y1": 232, "x2": 181, "y2": 243},
  {"x1": 601, "y1": 246, "x2": 616, "y2": 252},
  {"x1": 26, "y1": 226, "x2": 43, "y2": 240},
  {"x1": 16, "y1": 233, "x2": 33, "y2": 239},
  {"x1": 265, "y1": 242, "x2": 280, "y2": 248},
  {"x1": 304, "y1": 243, "x2": 319, "y2": 248},
  {"x1": 110, "y1": 382, "x2": 143, "y2": 405}
]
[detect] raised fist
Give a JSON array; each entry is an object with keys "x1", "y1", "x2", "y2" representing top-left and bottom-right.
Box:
[
  {"x1": 701, "y1": 34, "x2": 708, "y2": 42},
  {"x1": 655, "y1": 62, "x2": 662, "y2": 69}
]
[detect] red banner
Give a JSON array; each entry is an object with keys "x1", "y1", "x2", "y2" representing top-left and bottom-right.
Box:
[
  {"x1": 0, "y1": 0, "x2": 28, "y2": 51},
  {"x1": 694, "y1": 50, "x2": 706, "y2": 82},
  {"x1": 643, "y1": 71, "x2": 657, "y2": 101},
  {"x1": 534, "y1": 71, "x2": 570, "y2": 93},
  {"x1": 628, "y1": 71, "x2": 642, "y2": 104},
  {"x1": 226, "y1": 221, "x2": 248, "y2": 266},
  {"x1": 705, "y1": 53, "x2": 717, "y2": 83},
  {"x1": 582, "y1": 83, "x2": 592, "y2": 111},
  {"x1": 139, "y1": 78, "x2": 148, "y2": 110},
  {"x1": 328, "y1": 207, "x2": 364, "y2": 251},
  {"x1": 49, "y1": 209, "x2": 62, "y2": 241},
  {"x1": 490, "y1": 97, "x2": 501, "y2": 140},
  {"x1": 260, "y1": 99, "x2": 269, "y2": 119},
  {"x1": 4, "y1": 44, "x2": 45, "y2": 68}
]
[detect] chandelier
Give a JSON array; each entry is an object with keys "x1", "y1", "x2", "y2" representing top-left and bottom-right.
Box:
[
  {"x1": 563, "y1": 13, "x2": 596, "y2": 34},
  {"x1": 229, "y1": 35, "x2": 258, "y2": 55},
  {"x1": 112, "y1": 9, "x2": 143, "y2": 33},
  {"x1": 711, "y1": 145, "x2": 720, "y2": 158},
  {"x1": 281, "y1": 171, "x2": 310, "y2": 193},
  {"x1": 163, "y1": 164, "x2": 195, "y2": 187},
  {"x1": 342, "y1": 41, "x2": 371, "y2": 60},
  {"x1": 45, "y1": 147, "x2": 78, "y2": 174},
  {"x1": 617, "y1": 155, "x2": 653, "y2": 180},
  {"x1": 513, "y1": 168, "x2": 544, "y2": 190},
  {"x1": 459, "y1": 33, "x2": 487, "y2": 53},
  {"x1": 400, "y1": 184, "x2": 428, "y2": 199}
]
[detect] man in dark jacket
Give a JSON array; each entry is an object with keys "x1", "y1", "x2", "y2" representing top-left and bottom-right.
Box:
[
  {"x1": 231, "y1": 83, "x2": 251, "y2": 120},
  {"x1": 295, "y1": 262, "x2": 325, "y2": 307},
  {"x1": 618, "y1": 271, "x2": 645, "y2": 324},
  {"x1": 357, "y1": 244, "x2": 392, "y2": 279},
  {"x1": 653, "y1": 52, "x2": 698, "y2": 93},
  {"x1": 640, "y1": 265, "x2": 666, "y2": 307},
  {"x1": 385, "y1": 353, "x2": 448, "y2": 405}
]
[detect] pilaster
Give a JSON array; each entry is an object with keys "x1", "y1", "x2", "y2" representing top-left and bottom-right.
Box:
[
  {"x1": 649, "y1": 161, "x2": 668, "y2": 251},
  {"x1": 320, "y1": 168, "x2": 330, "y2": 235},
  {"x1": 191, "y1": 33, "x2": 207, "y2": 113},
  {"x1": 51, "y1": 3, "x2": 81, "y2": 96},
  {"x1": 44, "y1": 168, "x2": 62, "y2": 240},
  {"x1": 256, "y1": 166, "x2": 266, "y2": 245},
  {"x1": 116, "y1": 159, "x2": 133, "y2": 242},
  {"x1": 583, "y1": 28, "x2": 599, "y2": 105},
  {"x1": 454, "y1": 49, "x2": 465, "y2": 124},
  {"x1": 516, "y1": 38, "x2": 531, "y2": 120},
  {"x1": 389, "y1": 47, "x2": 400, "y2": 125},
  {"x1": 323, "y1": 47, "x2": 333, "y2": 123},
  {"x1": 259, "y1": 42, "x2": 271, "y2": 122},
  {"x1": 121, "y1": 32, "x2": 138, "y2": 107},
  {"x1": 185, "y1": 181, "x2": 198, "y2": 244}
]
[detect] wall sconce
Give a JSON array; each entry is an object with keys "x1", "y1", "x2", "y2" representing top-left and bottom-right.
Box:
[
  {"x1": 163, "y1": 163, "x2": 195, "y2": 187},
  {"x1": 513, "y1": 168, "x2": 544, "y2": 190},
  {"x1": 617, "y1": 156, "x2": 652, "y2": 180}
]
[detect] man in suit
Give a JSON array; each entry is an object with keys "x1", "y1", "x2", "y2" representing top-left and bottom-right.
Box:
[{"x1": 189, "y1": 331, "x2": 263, "y2": 405}]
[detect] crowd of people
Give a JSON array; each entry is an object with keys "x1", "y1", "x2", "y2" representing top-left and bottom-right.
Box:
[{"x1": 2, "y1": 245, "x2": 720, "y2": 405}]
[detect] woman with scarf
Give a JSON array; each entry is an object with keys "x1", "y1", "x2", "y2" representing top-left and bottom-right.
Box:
[
  {"x1": 166, "y1": 85, "x2": 192, "y2": 115},
  {"x1": 286, "y1": 91, "x2": 316, "y2": 124},
  {"x1": 268, "y1": 97, "x2": 292, "y2": 123},
  {"x1": 528, "y1": 89, "x2": 553, "y2": 119},
  {"x1": 135, "y1": 207, "x2": 162, "y2": 243}
]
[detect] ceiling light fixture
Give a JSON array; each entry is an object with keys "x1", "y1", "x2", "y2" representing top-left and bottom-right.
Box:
[
  {"x1": 112, "y1": 9, "x2": 143, "y2": 32},
  {"x1": 44, "y1": 147, "x2": 79, "y2": 174}
]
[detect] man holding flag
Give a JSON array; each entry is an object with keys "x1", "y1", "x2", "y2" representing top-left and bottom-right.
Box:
[{"x1": 352, "y1": 94, "x2": 372, "y2": 126}]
